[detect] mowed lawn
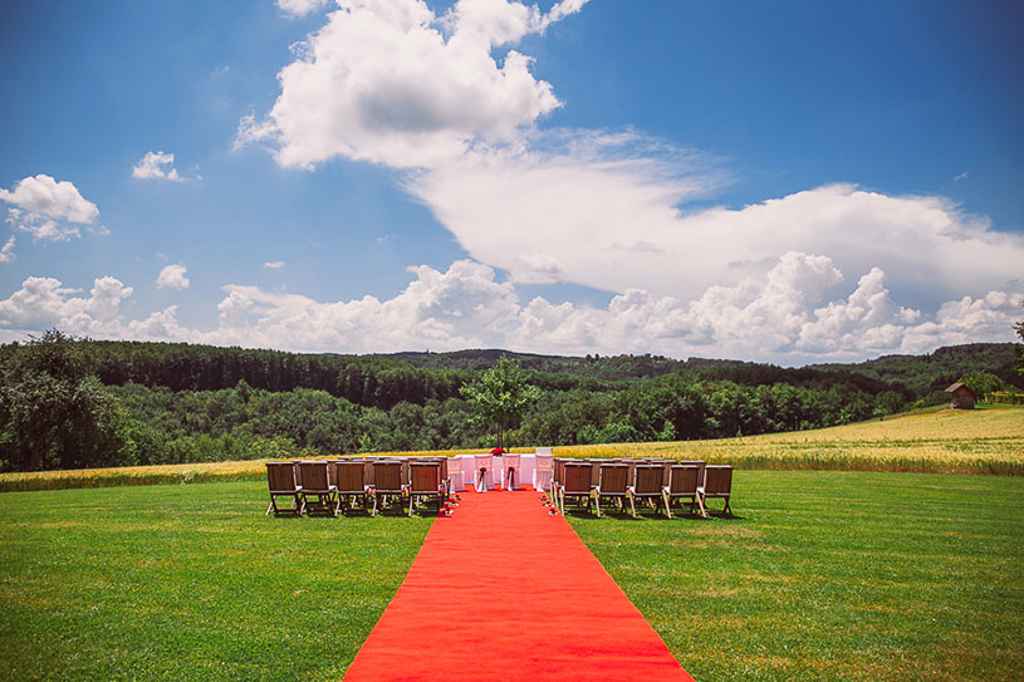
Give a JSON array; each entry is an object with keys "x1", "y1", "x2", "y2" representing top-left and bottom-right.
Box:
[
  {"x1": 2, "y1": 472, "x2": 1022, "y2": 680},
  {"x1": 0, "y1": 482, "x2": 430, "y2": 681},
  {"x1": 570, "y1": 470, "x2": 1024, "y2": 681}
]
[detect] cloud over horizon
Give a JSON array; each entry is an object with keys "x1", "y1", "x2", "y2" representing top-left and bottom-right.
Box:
[{"x1": 0, "y1": 256, "x2": 1019, "y2": 364}]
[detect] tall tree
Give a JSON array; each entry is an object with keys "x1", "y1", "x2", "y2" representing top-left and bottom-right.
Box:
[
  {"x1": 0, "y1": 330, "x2": 135, "y2": 471},
  {"x1": 1015, "y1": 307, "x2": 1024, "y2": 375},
  {"x1": 460, "y1": 356, "x2": 541, "y2": 450}
]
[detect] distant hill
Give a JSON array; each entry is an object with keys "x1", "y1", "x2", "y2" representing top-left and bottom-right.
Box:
[
  {"x1": 4, "y1": 339, "x2": 1017, "y2": 406},
  {"x1": 384, "y1": 344, "x2": 1024, "y2": 399},
  {"x1": 808, "y1": 343, "x2": 1023, "y2": 397}
]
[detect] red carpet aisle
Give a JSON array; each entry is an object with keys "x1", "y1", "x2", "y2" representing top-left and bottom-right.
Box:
[{"x1": 344, "y1": 490, "x2": 694, "y2": 682}]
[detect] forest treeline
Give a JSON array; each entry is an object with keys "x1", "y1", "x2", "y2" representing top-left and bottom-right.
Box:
[{"x1": 0, "y1": 335, "x2": 1019, "y2": 472}]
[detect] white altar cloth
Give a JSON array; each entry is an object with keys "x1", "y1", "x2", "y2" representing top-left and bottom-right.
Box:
[{"x1": 450, "y1": 453, "x2": 551, "y2": 492}]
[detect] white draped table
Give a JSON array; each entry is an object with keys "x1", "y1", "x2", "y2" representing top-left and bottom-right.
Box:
[{"x1": 450, "y1": 451, "x2": 552, "y2": 492}]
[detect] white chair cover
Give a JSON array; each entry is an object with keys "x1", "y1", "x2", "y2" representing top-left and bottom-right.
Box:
[
  {"x1": 502, "y1": 454, "x2": 521, "y2": 491},
  {"x1": 474, "y1": 454, "x2": 493, "y2": 492},
  {"x1": 533, "y1": 450, "x2": 553, "y2": 491},
  {"x1": 447, "y1": 461, "x2": 466, "y2": 493}
]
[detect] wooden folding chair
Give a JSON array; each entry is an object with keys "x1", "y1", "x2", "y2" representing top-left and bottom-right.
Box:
[
  {"x1": 594, "y1": 462, "x2": 630, "y2": 517},
  {"x1": 265, "y1": 461, "x2": 304, "y2": 516},
  {"x1": 664, "y1": 464, "x2": 706, "y2": 518},
  {"x1": 628, "y1": 463, "x2": 669, "y2": 518},
  {"x1": 369, "y1": 459, "x2": 408, "y2": 516},
  {"x1": 298, "y1": 460, "x2": 339, "y2": 517},
  {"x1": 559, "y1": 462, "x2": 597, "y2": 515},
  {"x1": 334, "y1": 459, "x2": 371, "y2": 513},
  {"x1": 408, "y1": 460, "x2": 446, "y2": 516},
  {"x1": 547, "y1": 458, "x2": 565, "y2": 509},
  {"x1": 700, "y1": 465, "x2": 734, "y2": 516}
]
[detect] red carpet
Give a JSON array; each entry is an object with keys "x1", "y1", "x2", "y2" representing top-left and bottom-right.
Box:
[{"x1": 344, "y1": 490, "x2": 693, "y2": 681}]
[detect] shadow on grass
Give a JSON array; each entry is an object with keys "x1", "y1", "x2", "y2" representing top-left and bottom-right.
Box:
[{"x1": 561, "y1": 504, "x2": 744, "y2": 522}]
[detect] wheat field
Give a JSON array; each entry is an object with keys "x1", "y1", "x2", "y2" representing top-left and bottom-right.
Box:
[{"x1": 2, "y1": 406, "x2": 1021, "y2": 492}]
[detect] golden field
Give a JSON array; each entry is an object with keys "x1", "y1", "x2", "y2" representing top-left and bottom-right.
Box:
[{"x1": 2, "y1": 406, "x2": 1021, "y2": 492}]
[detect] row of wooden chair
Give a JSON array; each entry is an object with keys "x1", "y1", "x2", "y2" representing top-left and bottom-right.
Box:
[
  {"x1": 265, "y1": 458, "x2": 455, "y2": 517},
  {"x1": 550, "y1": 458, "x2": 733, "y2": 518}
]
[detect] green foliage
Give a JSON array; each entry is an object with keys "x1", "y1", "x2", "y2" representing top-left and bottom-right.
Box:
[
  {"x1": 460, "y1": 356, "x2": 542, "y2": 448},
  {"x1": 958, "y1": 371, "x2": 1005, "y2": 401},
  {"x1": 1, "y1": 335, "x2": 1018, "y2": 473},
  {"x1": 812, "y1": 342, "x2": 1024, "y2": 395},
  {"x1": 0, "y1": 330, "x2": 136, "y2": 471}
]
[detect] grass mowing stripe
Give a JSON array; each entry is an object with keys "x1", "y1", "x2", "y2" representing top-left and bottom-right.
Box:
[
  {"x1": 568, "y1": 470, "x2": 1024, "y2": 681},
  {"x1": 0, "y1": 481, "x2": 431, "y2": 681}
]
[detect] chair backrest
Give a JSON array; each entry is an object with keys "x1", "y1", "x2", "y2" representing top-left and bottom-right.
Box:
[
  {"x1": 335, "y1": 460, "x2": 367, "y2": 494},
  {"x1": 553, "y1": 458, "x2": 566, "y2": 486},
  {"x1": 409, "y1": 461, "x2": 442, "y2": 493},
  {"x1": 503, "y1": 453, "x2": 521, "y2": 469},
  {"x1": 474, "y1": 454, "x2": 492, "y2": 470},
  {"x1": 372, "y1": 460, "x2": 405, "y2": 493},
  {"x1": 669, "y1": 464, "x2": 701, "y2": 495},
  {"x1": 678, "y1": 460, "x2": 706, "y2": 481},
  {"x1": 298, "y1": 460, "x2": 333, "y2": 492},
  {"x1": 598, "y1": 463, "x2": 630, "y2": 494},
  {"x1": 266, "y1": 461, "x2": 299, "y2": 492},
  {"x1": 633, "y1": 464, "x2": 666, "y2": 495},
  {"x1": 589, "y1": 459, "x2": 614, "y2": 486},
  {"x1": 562, "y1": 462, "x2": 593, "y2": 495},
  {"x1": 703, "y1": 465, "x2": 733, "y2": 495},
  {"x1": 534, "y1": 454, "x2": 553, "y2": 472}
]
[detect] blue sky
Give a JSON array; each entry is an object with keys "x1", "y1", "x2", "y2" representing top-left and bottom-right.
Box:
[{"x1": 1, "y1": 0, "x2": 1021, "y2": 363}]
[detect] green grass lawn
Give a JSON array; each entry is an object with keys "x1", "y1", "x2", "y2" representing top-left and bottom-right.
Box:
[
  {"x1": 3, "y1": 473, "x2": 1022, "y2": 681},
  {"x1": 569, "y1": 470, "x2": 1024, "y2": 681},
  {"x1": 0, "y1": 482, "x2": 430, "y2": 681}
]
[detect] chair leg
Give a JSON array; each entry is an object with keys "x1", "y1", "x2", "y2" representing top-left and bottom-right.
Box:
[
  {"x1": 696, "y1": 493, "x2": 708, "y2": 519},
  {"x1": 628, "y1": 493, "x2": 637, "y2": 519},
  {"x1": 593, "y1": 493, "x2": 602, "y2": 518},
  {"x1": 408, "y1": 494, "x2": 415, "y2": 517},
  {"x1": 662, "y1": 491, "x2": 673, "y2": 519},
  {"x1": 371, "y1": 493, "x2": 379, "y2": 517}
]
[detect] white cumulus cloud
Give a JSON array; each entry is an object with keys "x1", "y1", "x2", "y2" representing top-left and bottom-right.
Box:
[
  {"x1": 156, "y1": 264, "x2": 191, "y2": 290},
  {"x1": 0, "y1": 175, "x2": 100, "y2": 243},
  {"x1": 0, "y1": 276, "x2": 133, "y2": 334},
  {"x1": 263, "y1": 260, "x2": 286, "y2": 269},
  {"x1": 0, "y1": 236, "x2": 15, "y2": 264},
  {"x1": 1, "y1": 258, "x2": 1020, "y2": 362},
  {"x1": 237, "y1": 0, "x2": 588, "y2": 168},
  {"x1": 277, "y1": 0, "x2": 329, "y2": 17},
  {"x1": 132, "y1": 151, "x2": 188, "y2": 182},
  {"x1": 410, "y1": 137, "x2": 1024, "y2": 310}
]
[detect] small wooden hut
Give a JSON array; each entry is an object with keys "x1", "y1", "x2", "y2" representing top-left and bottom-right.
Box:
[{"x1": 944, "y1": 382, "x2": 977, "y2": 409}]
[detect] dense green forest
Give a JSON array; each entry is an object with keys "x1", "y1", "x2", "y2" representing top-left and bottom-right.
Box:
[{"x1": 1, "y1": 334, "x2": 1020, "y2": 472}]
